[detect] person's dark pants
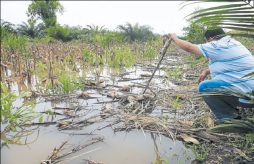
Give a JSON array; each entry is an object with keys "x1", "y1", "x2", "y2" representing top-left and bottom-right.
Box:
[{"x1": 198, "y1": 80, "x2": 239, "y2": 121}]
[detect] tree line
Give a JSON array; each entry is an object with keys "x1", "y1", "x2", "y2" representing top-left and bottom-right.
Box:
[{"x1": 1, "y1": 0, "x2": 161, "y2": 43}]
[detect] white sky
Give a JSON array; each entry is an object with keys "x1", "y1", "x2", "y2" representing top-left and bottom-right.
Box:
[{"x1": 1, "y1": 1, "x2": 226, "y2": 36}]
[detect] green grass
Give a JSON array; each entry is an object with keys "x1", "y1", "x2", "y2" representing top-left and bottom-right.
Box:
[
  {"x1": 190, "y1": 144, "x2": 211, "y2": 162},
  {"x1": 57, "y1": 71, "x2": 82, "y2": 93},
  {"x1": 165, "y1": 65, "x2": 183, "y2": 79}
]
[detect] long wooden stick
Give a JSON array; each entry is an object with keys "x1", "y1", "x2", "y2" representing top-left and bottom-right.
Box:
[{"x1": 143, "y1": 37, "x2": 172, "y2": 94}]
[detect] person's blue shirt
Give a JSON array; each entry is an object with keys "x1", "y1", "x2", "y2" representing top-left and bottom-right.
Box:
[{"x1": 198, "y1": 36, "x2": 254, "y2": 103}]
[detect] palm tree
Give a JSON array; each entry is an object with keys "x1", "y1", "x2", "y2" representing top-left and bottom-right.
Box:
[
  {"x1": 181, "y1": 0, "x2": 254, "y2": 38},
  {"x1": 16, "y1": 20, "x2": 44, "y2": 38},
  {"x1": 117, "y1": 22, "x2": 154, "y2": 42},
  {"x1": 84, "y1": 24, "x2": 107, "y2": 36},
  {"x1": 68, "y1": 25, "x2": 84, "y2": 40},
  {"x1": 138, "y1": 25, "x2": 154, "y2": 42},
  {"x1": 117, "y1": 22, "x2": 139, "y2": 42},
  {"x1": 46, "y1": 24, "x2": 72, "y2": 42},
  {"x1": 1, "y1": 19, "x2": 16, "y2": 33}
]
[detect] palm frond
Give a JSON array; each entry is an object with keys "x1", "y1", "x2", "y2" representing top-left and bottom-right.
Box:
[
  {"x1": 198, "y1": 86, "x2": 254, "y2": 101},
  {"x1": 242, "y1": 71, "x2": 254, "y2": 78},
  {"x1": 208, "y1": 118, "x2": 254, "y2": 133},
  {"x1": 181, "y1": 0, "x2": 254, "y2": 38}
]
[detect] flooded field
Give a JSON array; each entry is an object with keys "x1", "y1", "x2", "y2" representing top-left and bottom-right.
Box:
[
  {"x1": 3, "y1": 40, "x2": 252, "y2": 164},
  {"x1": 1, "y1": 48, "x2": 197, "y2": 164}
]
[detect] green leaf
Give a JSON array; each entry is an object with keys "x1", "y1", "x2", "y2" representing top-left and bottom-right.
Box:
[
  {"x1": 228, "y1": 33, "x2": 254, "y2": 38},
  {"x1": 192, "y1": 11, "x2": 254, "y2": 19},
  {"x1": 185, "y1": 4, "x2": 249, "y2": 18},
  {"x1": 242, "y1": 71, "x2": 254, "y2": 78},
  {"x1": 45, "y1": 109, "x2": 54, "y2": 115},
  {"x1": 10, "y1": 126, "x2": 17, "y2": 132},
  {"x1": 2, "y1": 140, "x2": 10, "y2": 144},
  {"x1": 39, "y1": 115, "x2": 43, "y2": 123},
  {"x1": 208, "y1": 124, "x2": 252, "y2": 133},
  {"x1": 181, "y1": 0, "x2": 254, "y2": 39},
  {"x1": 10, "y1": 138, "x2": 22, "y2": 143},
  {"x1": 211, "y1": 23, "x2": 254, "y2": 28},
  {"x1": 179, "y1": 0, "x2": 241, "y2": 11}
]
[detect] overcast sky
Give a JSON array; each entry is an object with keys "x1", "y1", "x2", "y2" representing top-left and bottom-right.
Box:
[{"x1": 1, "y1": 1, "x2": 224, "y2": 36}]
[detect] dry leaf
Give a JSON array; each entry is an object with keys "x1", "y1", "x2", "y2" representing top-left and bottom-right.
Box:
[
  {"x1": 54, "y1": 79, "x2": 63, "y2": 87},
  {"x1": 180, "y1": 133, "x2": 200, "y2": 145},
  {"x1": 98, "y1": 81, "x2": 106, "y2": 87},
  {"x1": 32, "y1": 91, "x2": 40, "y2": 97},
  {"x1": 101, "y1": 104, "x2": 110, "y2": 111},
  {"x1": 82, "y1": 92, "x2": 90, "y2": 97},
  {"x1": 120, "y1": 85, "x2": 131, "y2": 91},
  {"x1": 23, "y1": 92, "x2": 32, "y2": 98},
  {"x1": 127, "y1": 96, "x2": 136, "y2": 103},
  {"x1": 41, "y1": 77, "x2": 48, "y2": 83},
  {"x1": 141, "y1": 73, "x2": 151, "y2": 77},
  {"x1": 135, "y1": 95, "x2": 144, "y2": 101},
  {"x1": 30, "y1": 86, "x2": 36, "y2": 92},
  {"x1": 99, "y1": 78, "x2": 105, "y2": 83},
  {"x1": 196, "y1": 131, "x2": 221, "y2": 143},
  {"x1": 95, "y1": 68, "x2": 101, "y2": 75},
  {"x1": 143, "y1": 94, "x2": 152, "y2": 99},
  {"x1": 206, "y1": 117, "x2": 214, "y2": 128},
  {"x1": 89, "y1": 81, "x2": 97, "y2": 86},
  {"x1": 64, "y1": 109, "x2": 71, "y2": 115},
  {"x1": 149, "y1": 79, "x2": 155, "y2": 86},
  {"x1": 77, "y1": 92, "x2": 90, "y2": 98},
  {"x1": 234, "y1": 148, "x2": 251, "y2": 161},
  {"x1": 178, "y1": 120, "x2": 192, "y2": 128},
  {"x1": 59, "y1": 125, "x2": 67, "y2": 129}
]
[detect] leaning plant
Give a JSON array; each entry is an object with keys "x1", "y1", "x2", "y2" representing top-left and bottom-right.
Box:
[{"x1": 1, "y1": 82, "x2": 42, "y2": 133}]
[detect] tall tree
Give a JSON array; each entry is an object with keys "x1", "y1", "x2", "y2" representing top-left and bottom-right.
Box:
[{"x1": 27, "y1": 0, "x2": 64, "y2": 28}]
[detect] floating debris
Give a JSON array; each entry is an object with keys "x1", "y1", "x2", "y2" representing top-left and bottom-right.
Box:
[
  {"x1": 119, "y1": 85, "x2": 131, "y2": 91},
  {"x1": 77, "y1": 92, "x2": 91, "y2": 98}
]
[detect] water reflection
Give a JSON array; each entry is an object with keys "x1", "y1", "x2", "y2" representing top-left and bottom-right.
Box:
[
  {"x1": 151, "y1": 133, "x2": 163, "y2": 164},
  {"x1": 1, "y1": 60, "x2": 190, "y2": 164},
  {"x1": 1, "y1": 127, "x2": 40, "y2": 148}
]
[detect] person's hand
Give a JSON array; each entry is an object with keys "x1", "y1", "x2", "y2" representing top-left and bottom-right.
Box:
[
  {"x1": 168, "y1": 33, "x2": 178, "y2": 40},
  {"x1": 198, "y1": 69, "x2": 210, "y2": 85}
]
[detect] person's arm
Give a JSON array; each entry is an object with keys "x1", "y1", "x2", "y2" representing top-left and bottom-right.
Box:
[
  {"x1": 168, "y1": 33, "x2": 203, "y2": 56},
  {"x1": 198, "y1": 69, "x2": 210, "y2": 85}
]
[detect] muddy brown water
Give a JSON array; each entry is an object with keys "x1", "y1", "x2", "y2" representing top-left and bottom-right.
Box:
[{"x1": 1, "y1": 56, "x2": 195, "y2": 164}]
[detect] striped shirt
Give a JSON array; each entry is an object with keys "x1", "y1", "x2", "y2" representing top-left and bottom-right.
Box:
[{"x1": 198, "y1": 36, "x2": 254, "y2": 97}]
